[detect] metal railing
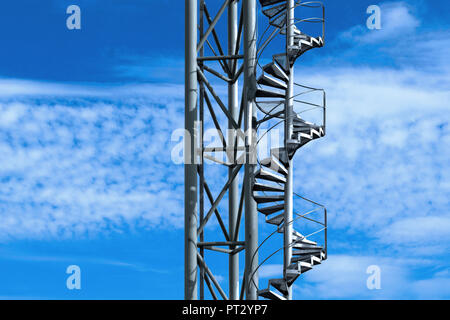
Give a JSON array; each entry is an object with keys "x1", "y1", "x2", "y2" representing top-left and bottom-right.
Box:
[
  {"x1": 293, "y1": 83, "x2": 326, "y2": 135},
  {"x1": 294, "y1": 192, "x2": 327, "y2": 258},
  {"x1": 247, "y1": 196, "x2": 328, "y2": 290},
  {"x1": 248, "y1": 0, "x2": 328, "y2": 297}
]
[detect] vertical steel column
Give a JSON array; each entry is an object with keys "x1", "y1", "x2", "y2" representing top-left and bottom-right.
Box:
[
  {"x1": 228, "y1": 0, "x2": 239, "y2": 300},
  {"x1": 244, "y1": 0, "x2": 258, "y2": 300},
  {"x1": 185, "y1": 0, "x2": 198, "y2": 300},
  {"x1": 284, "y1": 0, "x2": 295, "y2": 300},
  {"x1": 199, "y1": 0, "x2": 205, "y2": 301}
]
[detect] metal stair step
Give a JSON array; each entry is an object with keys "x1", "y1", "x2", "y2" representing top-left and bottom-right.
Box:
[
  {"x1": 291, "y1": 254, "x2": 322, "y2": 265},
  {"x1": 258, "y1": 288, "x2": 286, "y2": 301},
  {"x1": 270, "y1": 11, "x2": 286, "y2": 28},
  {"x1": 294, "y1": 36, "x2": 323, "y2": 48},
  {"x1": 296, "y1": 132, "x2": 313, "y2": 139},
  {"x1": 266, "y1": 212, "x2": 284, "y2": 226},
  {"x1": 261, "y1": 156, "x2": 288, "y2": 176},
  {"x1": 253, "y1": 194, "x2": 284, "y2": 204},
  {"x1": 273, "y1": 53, "x2": 288, "y2": 72},
  {"x1": 296, "y1": 128, "x2": 324, "y2": 140},
  {"x1": 285, "y1": 268, "x2": 300, "y2": 283},
  {"x1": 255, "y1": 100, "x2": 285, "y2": 117},
  {"x1": 257, "y1": 73, "x2": 287, "y2": 90},
  {"x1": 310, "y1": 128, "x2": 325, "y2": 138},
  {"x1": 293, "y1": 236, "x2": 317, "y2": 246},
  {"x1": 269, "y1": 278, "x2": 288, "y2": 296},
  {"x1": 293, "y1": 127, "x2": 313, "y2": 134},
  {"x1": 253, "y1": 182, "x2": 284, "y2": 193},
  {"x1": 256, "y1": 168, "x2": 286, "y2": 184},
  {"x1": 287, "y1": 138, "x2": 310, "y2": 151},
  {"x1": 255, "y1": 88, "x2": 285, "y2": 99},
  {"x1": 259, "y1": 0, "x2": 285, "y2": 8},
  {"x1": 311, "y1": 255, "x2": 322, "y2": 265},
  {"x1": 288, "y1": 261, "x2": 313, "y2": 274},
  {"x1": 291, "y1": 255, "x2": 312, "y2": 263},
  {"x1": 292, "y1": 230, "x2": 304, "y2": 238},
  {"x1": 288, "y1": 37, "x2": 324, "y2": 60},
  {"x1": 262, "y1": 3, "x2": 286, "y2": 19},
  {"x1": 263, "y1": 62, "x2": 289, "y2": 82},
  {"x1": 293, "y1": 243, "x2": 323, "y2": 250},
  {"x1": 293, "y1": 122, "x2": 316, "y2": 129},
  {"x1": 292, "y1": 248, "x2": 323, "y2": 255},
  {"x1": 258, "y1": 203, "x2": 284, "y2": 215},
  {"x1": 293, "y1": 116, "x2": 315, "y2": 125},
  {"x1": 292, "y1": 251, "x2": 323, "y2": 258},
  {"x1": 270, "y1": 147, "x2": 289, "y2": 166}
]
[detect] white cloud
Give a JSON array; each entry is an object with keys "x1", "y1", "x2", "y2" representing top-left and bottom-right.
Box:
[
  {"x1": 0, "y1": 84, "x2": 186, "y2": 240},
  {"x1": 0, "y1": 78, "x2": 184, "y2": 99},
  {"x1": 0, "y1": 1, "x2": 448, "y2": 301},
  {"x1": 292, "y1": 255, "x2": 447, "y2": 299},
  {"x1": 376, "y1": 216, "x2": 450, "y2": 252},
  {"x1": 333, "y1": 1, "x2": 450, "y2": 75},
  {"x1": 1, "y1": 55, "x2": 448, "y2": 271},
  {"x1": 340, "y1": 2, "x2": 420, "y2": 44},
  {"x1": 1, "y1": 62, "x2": 448, "y2": 266},
  {"x1": 291, "y1": 65, "x2": 450, "y2": 249}
]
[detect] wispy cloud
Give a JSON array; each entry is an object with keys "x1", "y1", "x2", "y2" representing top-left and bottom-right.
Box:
[
  {"x1": 339, "y1": 2, "x2": 420, "y2": 44},
  {"x1": 0, "y1": 81, "x2": 185, "y2": 240},
  {"x1": 113, "y1": 55, "x2": 184, "y2": 83},
  {"x1": 292, "y1": 254, "x2": 449, "y2": 300},
  {"x1": 0, "y1": 78, "x2": 184, "y2": 98},
  {"x1": 0, "y1": 0, "x2": 448, "y2": 299},
  {"x1": 255, "y1": 1, "x2": 450, "y2": 299}
]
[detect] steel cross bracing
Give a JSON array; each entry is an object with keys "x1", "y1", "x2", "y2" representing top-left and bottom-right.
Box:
[
  {"x1": 185, "y1": 0, "x2": 328, "y2": 301},
  {"x1": 186, "y1": 0, "x2": 258, "y2": 301}
]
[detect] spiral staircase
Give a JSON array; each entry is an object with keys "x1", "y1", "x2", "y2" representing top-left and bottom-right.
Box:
[{"x1": 252, "y1": 0, "x2": 327, "y2": 300}]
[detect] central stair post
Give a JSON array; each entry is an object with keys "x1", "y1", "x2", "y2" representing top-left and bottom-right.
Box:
[
  {"x1": 284, "y1": 0, "x2": 295, "y2": 300},
  {"x1": 244, "y1": 0, "x2": 259, "y2": 300}
]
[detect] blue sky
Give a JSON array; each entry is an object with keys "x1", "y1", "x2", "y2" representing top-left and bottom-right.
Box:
[{"x1": 0, "y1": 0, "x2": 449, "y2": 299}]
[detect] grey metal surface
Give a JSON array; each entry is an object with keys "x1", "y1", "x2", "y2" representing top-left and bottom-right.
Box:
[
  {"x1": 199, "y1": 0, "x2": 205, "y2": 300},
  {"x1": 252, "y1": 0, "x2": 328, "y2": 301},
  {"x1": 185, "y1": 0, "x2": 327, "y2": 301},
  {"x1": 283, "y1": 0, "x2": 295, "y2": 301},
  {"x1": 228, "y1": 0, "x2": 240, "y2": 300},
  {"x1": 185, "y1": 0, "x2": 255, "y2": 301},
  {"x1": 244, "y1": 0, "x2": 259, "y2": 300},
  {"x1": 185, "y1": 0, "x2": 198, "y2": 300}
]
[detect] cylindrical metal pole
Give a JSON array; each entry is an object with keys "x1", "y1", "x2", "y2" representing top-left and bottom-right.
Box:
[
  {"x1": 244, "y1": 0, "x2": 258, "y2": 300},
  {"x1": 228, "y1": 0, "x2": 239, "y2": 300},
  {"x1": 284, "y1": 0, "x2": 295, "y2": 300},
  {"x1": 199, "y1": 0, "x2": 205, "y2": 301},
  {"x1": 185, "y1": 0, "x2": 198, "y2": 300}
]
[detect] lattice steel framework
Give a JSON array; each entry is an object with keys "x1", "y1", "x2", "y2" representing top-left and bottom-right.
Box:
[{"x1": 185, "y1": 0, "x2": 328, "y2": 300}]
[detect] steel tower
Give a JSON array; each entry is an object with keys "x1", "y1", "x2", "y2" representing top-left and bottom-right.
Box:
[{"x1": 185, "y1": 0, "x2": 328, "y2": 300}]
